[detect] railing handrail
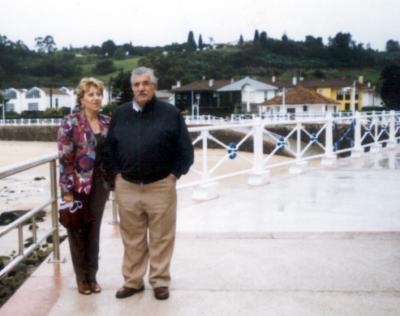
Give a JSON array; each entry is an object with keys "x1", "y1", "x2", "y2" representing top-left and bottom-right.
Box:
[
  {"x1": 0, "y1": 154, "x2": 60, "y2": 279},
  {"x1": 0, "y1": 153, "x2": 59, "y2": 179}
]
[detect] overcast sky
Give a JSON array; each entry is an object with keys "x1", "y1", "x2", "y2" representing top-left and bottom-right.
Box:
[{"x1": 1, "y1": 0, "x2": 398, "y2": 51}]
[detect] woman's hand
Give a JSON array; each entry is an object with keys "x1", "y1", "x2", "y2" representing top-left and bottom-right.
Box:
[{"x1": 63, "y1": 193, "x2": 74, "y2": 202}]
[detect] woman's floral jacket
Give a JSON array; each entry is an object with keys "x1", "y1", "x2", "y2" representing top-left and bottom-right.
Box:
[{"x1": 57, "y1": 111, "x2": 110, "y2": 196}]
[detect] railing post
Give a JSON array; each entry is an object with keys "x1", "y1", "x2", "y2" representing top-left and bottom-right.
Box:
[
  {"x1": 248, "y1": 118, "x2": 269, "y2": 185},
  {"x1": 192, "y1": 130, "x2": 219, "y2": 200},
  {"x1": 321, "y1": 112, "x2": 336, "y2": 165},
  {"x1": 387, "y1": 110, "x2": 397, "y2": 149},
  {"x1": 351, "y1": 111, "x2": 363, "y2": 157},
  {"x1": 289, "y1": 121, "x2": 308, "y2": 174},
  {"x1": 370, "y1": 111, "x2": 381, "y2": 153},
  {"x1": 49, "y1": 159, "x2": 61, "y2": 262}
]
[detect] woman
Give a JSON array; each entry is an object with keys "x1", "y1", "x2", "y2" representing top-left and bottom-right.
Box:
[{"x1": 57, "y1": 77, "x2": 110, "y2": 295}]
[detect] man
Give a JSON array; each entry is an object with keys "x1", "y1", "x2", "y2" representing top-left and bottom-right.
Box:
[{"x1": 103, "y1": 67, "x2": 194, "y2": 300}]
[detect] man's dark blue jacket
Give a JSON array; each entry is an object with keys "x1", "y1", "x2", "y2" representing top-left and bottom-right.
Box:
[{"x1": 103, "y1": 97, "x2": 194, "y2": 184}]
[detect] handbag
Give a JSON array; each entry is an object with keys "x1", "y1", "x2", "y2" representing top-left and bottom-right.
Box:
[{"x1": 58, "y1": 194, "x2": 93, "y2": 230}]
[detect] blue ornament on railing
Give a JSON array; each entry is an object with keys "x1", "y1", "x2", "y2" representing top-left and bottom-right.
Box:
[
  {"x1": 277, "y1": 137, "x2": 287, "y2": 150},
  {"x1": 310, "y1": 133, "x2": 318, "y2": 145},
  {"x1": 227, "y1": 142, "x2": 238, "y2": 159}
]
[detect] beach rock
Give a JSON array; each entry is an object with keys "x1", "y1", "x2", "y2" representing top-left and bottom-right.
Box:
[
  {"x1": 0, "y1": 210, "x2": 46, "y2": 226},
  {"x1": 0, "y1": 256, "x2": 10, "y2": 270},
  {"x1": 28, "y1": 223, "x2": 39, "y2": 231}
]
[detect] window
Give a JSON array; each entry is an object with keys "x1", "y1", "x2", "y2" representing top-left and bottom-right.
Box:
[
  {"x1": 345, "y1": 103, "x2": 350, "y2": 111},
  {"x1": 26, "y1": 89, "x2": 41, "y2": 99},
  {"x1": 28, "y1": 103, "x2": 39, "y2": 111},
  {"x1": 345, "y1": 93, "x2": 351, "y2": 101},
  {"x1": 336, "y1": 91, "x2": 343, "y2": 101},
  {"x1": 6, "y1": 103, "x2": 15, "y2": 112},
  {"x1": 303, "y1": 105, "x2": 308, "y2": 112},
  {"x1": 325, "y1": 105, "x2": 328, "y2": 111},
  {"x1": 4, "y1": 90, "x2": 17, "y2": 99}
]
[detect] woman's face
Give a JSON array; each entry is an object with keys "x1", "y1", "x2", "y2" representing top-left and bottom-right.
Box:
[{"x1": 81, "y1": 85, "x2": 102, "y2": 113}]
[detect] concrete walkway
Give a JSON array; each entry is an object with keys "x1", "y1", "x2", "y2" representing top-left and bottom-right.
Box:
[{"x1": 2, "y1": 149, "x2": 400, "y2": 316}]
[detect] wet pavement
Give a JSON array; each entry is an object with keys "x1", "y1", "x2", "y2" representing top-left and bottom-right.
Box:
[{"x1": 1, "y1": 148, "x2": 400, "y2": 316}]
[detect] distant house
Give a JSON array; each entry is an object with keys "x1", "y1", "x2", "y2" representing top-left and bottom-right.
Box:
[
  {"x1": 172, "y1": 79, "x2": 232, "y2": 115},
  {"x1": 259, "y1": 86, "x2": 340, "y2": 114},
  {"x1": 3, "y1": 88, "x2": 26, "y2": 113},
  {"x1": 217, "y1": 77, "x2": 278, "y2": 112},
  {"x1": 156, "y1": 90, "x2": 175, "y2": 105},
  {"x1": 171, "y1": 75, "x2": 383, "y2": 116},
  {"x1": 269, "y1": 76, "x2": 383, "y2": 111},
  {"x1": 2, "y1": 86, "x2": 111, "y2": 114},
  {"x1": 172, "y1": 77, "x2": 279, "y2": 115},
  {"x1": 24, "y1": 87, "x2": 73, "y2": 112}
]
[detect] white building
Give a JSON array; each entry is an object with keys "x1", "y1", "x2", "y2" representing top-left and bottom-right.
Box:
[
  {"x1": 24, "y1": 87, "x2": 73, "y2": 111},
  {"x1": 217, "y1": 77, "x2": 278, "y2": 112},
  {"x1": 3, "y1": 88, "x2": 26, "y2": 113},
  {"x1": 259, "y1": 86, "x2": 340, "y2": 114},
  {"x1": 3, "y1": 86, "x2": 111, "y2": 113},
  {"x1": 361, "y1": 84, "x2": 384, "y2": 108}
]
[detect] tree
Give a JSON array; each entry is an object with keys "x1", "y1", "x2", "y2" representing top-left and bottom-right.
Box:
[
  {"x1": 198, "y1": 34, "x2": 204, "y2": 50},
  {"x1": 114, "y1": 47, "x2": 126, "y2": 60},
  {"x1": 35, "y1": 35, "x2": 57, "y2": 54},
  {"x1": 186, "y1": 31, "x2": 197, "y2": 52},
  {"x1": 93, "y1": 59, "x2": 116, "y2": 75},
  {"x1": 380, "y1": 63, "x2": 400, "y2": 109},
  {"x1": 329, "y1": 32, "x2": 353, "y2": 49},
  {"x1": 253, "y1": 30, "x2": 260, "y2": 43},
  {"x1": 101, "y1": 40, "x2": 117, "y2": 57},
  {"x1": 259, "y1": 31, "x2": 268, "y2": 48},
  {"x1": 111, "y1": 70, "x2": 132, "y2": 105},
  {"x1": 386, "y1": 40, "x2": 400, "y2": 52},
  {"x1": 122, "y1": 42, "x2": 135, "y2": 55},
  {"x1": 238, "y1": 34, "x2": 244, "y2": 46}
]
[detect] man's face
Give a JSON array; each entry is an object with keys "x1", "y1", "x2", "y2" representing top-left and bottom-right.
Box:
[{"x1": 132, "y1": 74, "x2": 156, "y2": 107}]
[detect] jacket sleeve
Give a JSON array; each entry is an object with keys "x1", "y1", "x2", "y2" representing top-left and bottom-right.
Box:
[
  {"x1": 57, "y1": 117, "x2": 75, "y2": 196},
  {"x1": 171, "y1": 113, "x2": 194, "y2": 178},
  {"x1": 102, "y1": 112, "x2": 120, "y2": 187}
]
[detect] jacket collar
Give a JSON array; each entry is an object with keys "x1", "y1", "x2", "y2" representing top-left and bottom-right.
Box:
[
  {"x1": 78, "y1": 110, "x2": 108, "y2": 135},
  {"x1": 141, "y1": 96, "x2": 157, "y2": 113}
]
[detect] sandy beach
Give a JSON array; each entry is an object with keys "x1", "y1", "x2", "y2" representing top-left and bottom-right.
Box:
[{"x1": 0, "y1": 141, "x2": 57, "y2": 212}]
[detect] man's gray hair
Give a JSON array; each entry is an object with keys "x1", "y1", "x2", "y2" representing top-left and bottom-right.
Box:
[{"x1": 130, "y1": 67, "x2": 158, "y2": 85}]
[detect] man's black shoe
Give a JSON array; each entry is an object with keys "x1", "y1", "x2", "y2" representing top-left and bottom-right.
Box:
[
  {"x1": 115, "y1": 285, "x2": 145, "y2": 299},
  {"x1": 154, "y1": 287, "x2": 169, "y2": 300}
]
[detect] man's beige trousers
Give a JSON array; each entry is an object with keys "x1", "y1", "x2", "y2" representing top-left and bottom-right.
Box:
[{"x1": 115, "y1": 175, "x2": 177, "y2": 288}]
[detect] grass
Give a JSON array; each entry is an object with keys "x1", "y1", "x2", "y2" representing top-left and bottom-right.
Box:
[{"x1": 80, "y1": 57, "x2": 141, "y2": 81}]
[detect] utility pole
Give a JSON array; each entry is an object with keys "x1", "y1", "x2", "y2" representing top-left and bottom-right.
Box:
[
  {"x1": 351, "y1": 81, "x2": 356, "y2": 113},
  {"x1": 2, "y1": 99, "x2": 8, "y2": 124}
]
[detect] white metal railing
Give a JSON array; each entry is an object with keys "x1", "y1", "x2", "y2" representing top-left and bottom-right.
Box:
[
  {"x1": 1, "y1": 111, "x2": 399, "y2": 127},
  {"x1": 1, "y1": 111, "x2": 399, "y2": 249},
  {"x1": 0, "y1": 153, "x2": 61, "y2": 279},
  {"x1": 182, "y1": 110, "x2": 400, "y2": 188},
  {"x1": 0, "y1": 118, "x2": 63, "y2": 126}
]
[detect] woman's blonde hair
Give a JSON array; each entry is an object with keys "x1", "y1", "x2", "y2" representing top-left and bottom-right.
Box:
[{"x1": 76, "y1": 77, "x2": 104, "y2": 106}]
